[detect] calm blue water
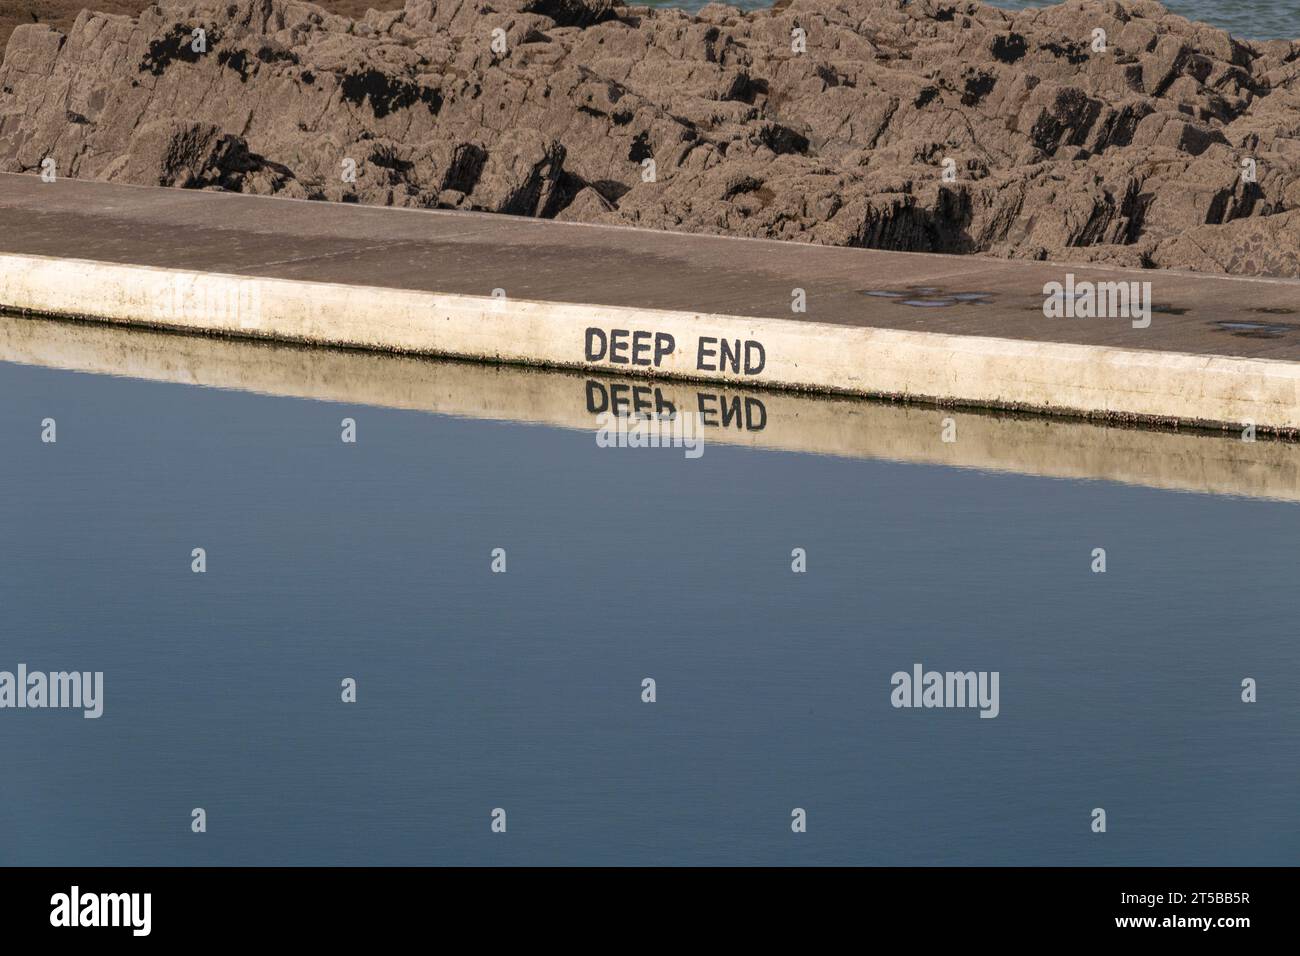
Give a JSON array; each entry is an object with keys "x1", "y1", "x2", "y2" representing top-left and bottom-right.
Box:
[
  {"x1": 1, "y1": 350, "x2": 1298, "y2": 865},
  {"x1": 652, "y1": 1, "x2": 1293, "y2": 41}
]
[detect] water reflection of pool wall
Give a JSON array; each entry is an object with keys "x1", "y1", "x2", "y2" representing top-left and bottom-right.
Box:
[{"x1": 3, "y1": 313, "x2": 1298, "y2": 502}]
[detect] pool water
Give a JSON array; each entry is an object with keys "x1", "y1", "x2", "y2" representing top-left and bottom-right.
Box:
[{"x1": 1, "y1": 322, "x2": 1297, "y2": 866}]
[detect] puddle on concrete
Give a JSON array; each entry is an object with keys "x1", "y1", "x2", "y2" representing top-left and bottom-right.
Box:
[
  {"x1": 861, "y1": 286, "x2": 994, "y2": 307},
  {"x1": 1214, "y1": 320, "x2": 1295, "y2": 338}
]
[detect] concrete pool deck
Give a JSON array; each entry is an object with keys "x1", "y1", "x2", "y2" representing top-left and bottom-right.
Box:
[{"x1": 2, "y1": 172, "x2": 1300, "y2": 431}]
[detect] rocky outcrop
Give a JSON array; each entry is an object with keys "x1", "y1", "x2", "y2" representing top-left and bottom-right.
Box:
[{"x1": 1, "y1": 0, "x2": 1298, "y2": 275}]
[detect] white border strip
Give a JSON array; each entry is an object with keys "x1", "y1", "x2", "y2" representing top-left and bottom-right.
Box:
[{"x1": 2, "y1": 252, "x2": 1297, "y2": 429}]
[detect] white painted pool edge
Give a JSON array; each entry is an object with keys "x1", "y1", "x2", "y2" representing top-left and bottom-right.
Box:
[{"x1": 2, "y1": 252, "x2": 1297, "y2": 430}]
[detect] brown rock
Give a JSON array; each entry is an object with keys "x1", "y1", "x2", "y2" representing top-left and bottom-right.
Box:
[{"x1": 1, "y1": 0, "x2": 1297, "y2": 275}]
